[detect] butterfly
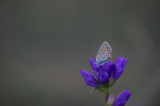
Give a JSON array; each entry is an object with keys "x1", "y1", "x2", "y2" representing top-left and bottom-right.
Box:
[{"x1": 96, "y1": 41, "x2": 112, "y2": 64}]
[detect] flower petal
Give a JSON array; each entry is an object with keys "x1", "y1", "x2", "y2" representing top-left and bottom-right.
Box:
[
  {"x1": 97, "y1": 66, "x2": 109, "y2": 84},
  {"x1": 113, "y1": 56, "x2": 127, "y2": 79},
  {"x1": 90, "y1": 58, "x2": 98, "y2": 72},
  {"x1": 113, "y1": 89, "x2": 131, "y2": 106},
  {"x1": 90, "y1": 58, "x2": 112, "y2": 76},
  {"x1": 80, "y1": 69, "x2": 99, "y2": 88}
]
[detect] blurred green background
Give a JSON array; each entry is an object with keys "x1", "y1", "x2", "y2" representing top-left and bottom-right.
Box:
[{"x1": 0, "y1": 0, "x2": 160, "y2": 106}]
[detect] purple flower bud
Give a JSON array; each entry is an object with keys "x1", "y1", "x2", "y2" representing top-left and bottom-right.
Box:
[
  {"x1": 97, "y1": 66, "x2": 109, "y2": 84},
  {"x1": 107, "y1": 94, "x2": 114, "y2": 105},
  {"x1": 113, "y1": 56, "x2": 127, "y2": 79},
  {"x1": 80, "y1": 69, "x2": 99, "y2": 88},
  {"x1": 113, "y1": 89, "x2": 131, "y2": 106},
  {"x1": 103, "y1": 59, "x2": 113, "y2": 76},
  {"x1": 90, "y1": 58, "x2": 112, "y2": 76},
  {"x1": 90, "y1": 58, "x2": 98, "y2": 72}
]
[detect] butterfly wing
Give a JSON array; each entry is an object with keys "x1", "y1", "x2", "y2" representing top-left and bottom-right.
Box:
[{"x1": 96, "y1": 41, "x2": 112, "y2": 64}]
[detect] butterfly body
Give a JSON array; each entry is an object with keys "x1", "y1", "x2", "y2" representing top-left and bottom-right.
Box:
[{"x1": 96, "y1": 41, "x2": 112, "y2": 64}]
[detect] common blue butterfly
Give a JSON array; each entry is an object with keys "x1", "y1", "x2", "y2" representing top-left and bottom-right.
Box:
[{"x1": 96, "y1": 41, "x2": 112, "y2": 64}]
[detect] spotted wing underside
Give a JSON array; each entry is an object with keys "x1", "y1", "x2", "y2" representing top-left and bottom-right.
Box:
[{"x1": 96, "y1": 41, "x2": 112, "y2": 64}]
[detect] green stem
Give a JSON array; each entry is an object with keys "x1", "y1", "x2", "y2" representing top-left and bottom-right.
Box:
[
  {"x1": 105, "y1": 85, "x2": 109, "y2": 106},
  {"x1": 106, "y1": 104, "x2": 111, "y2": 106},
  {"x1": 105, "y1": 92, "x2": 109, "y2": 103},
  {"x1": 108, "y1": 80, "x2": 116, "y2": 88},
  {"x1": 105, "y1": 80, "x2": 116, "y2": 106}
]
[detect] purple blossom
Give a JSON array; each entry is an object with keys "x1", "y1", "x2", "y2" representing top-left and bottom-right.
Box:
[
  {"x1": 89, "y1": 58, "x2": 112, "y2": 84},
  {"x1": 80, "y1": 69, "x2": 99, "y2": 88},
  {"x1": 113, "y1": 56, "x2": 127, "y2": 79},
  {"x1": 81, "y1": 56, "x2": 127, "y2": 87},
  {"x1": 90, "y1": 58, "x2": 98, "y2": 72},
  {"x1": 97, "y1": 66, "x2": 109, "y2": 84},
  {"x1": 90, "y1": 58, "x2": 112, "y2": 75},
  {"x1": 107, "y1": 94, "x2": 114, "y2": 105},
  {"x1": 113, "y1": 89, "x2": 131, "y2": 106}
]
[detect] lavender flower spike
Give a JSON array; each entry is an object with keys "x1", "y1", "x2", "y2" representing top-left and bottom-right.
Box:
[
  {"x1": 113, "y1": 89, "x2": 131, "y2": 106},
  {"x1": 80, "y1": 69, "x2": 99, "y2": 88},
  {"x1": 113, "y1": 56, "x2": 127, "y2": 79}
]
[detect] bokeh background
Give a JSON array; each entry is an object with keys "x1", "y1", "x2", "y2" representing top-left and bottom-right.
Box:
[{"x1": 0, "y1": 0, "x2": 160, "y2": 106}]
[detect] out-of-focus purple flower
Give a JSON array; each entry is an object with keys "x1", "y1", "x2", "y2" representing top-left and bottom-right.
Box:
[
  {"x1": 113, "y1": 89, "x2": 131, "y2": 106},
  {"x1": 107, "y1": 94, "x2": 114, "y2": 105},
  {"x1": 80, "y1": 69, "x2": 99, "y2": 88},
  {"x1": 113, "y1": 56, "x2": 127, "y2": 79},
  {"x1": 90, "y1": 58, "x2": 112, "y2": 76}
]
